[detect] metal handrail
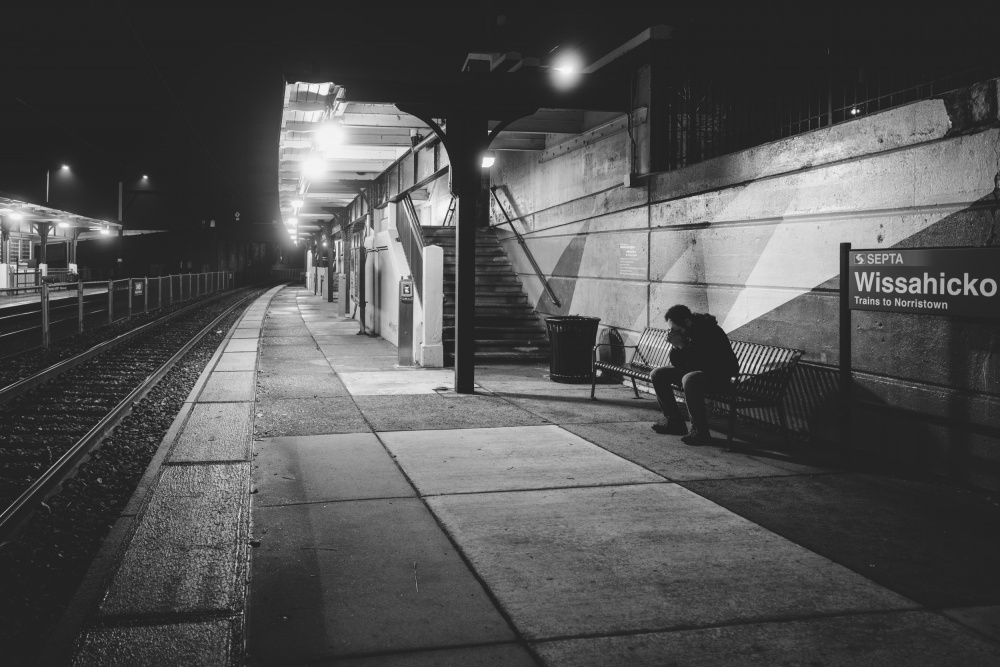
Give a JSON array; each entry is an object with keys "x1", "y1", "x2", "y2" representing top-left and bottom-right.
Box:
[
  {"x1": 489, "y1": 186, "x2": 561, "y2": 308},
  {"x1": 399, "y1": 193, "x2": 425, "y2": 302}
]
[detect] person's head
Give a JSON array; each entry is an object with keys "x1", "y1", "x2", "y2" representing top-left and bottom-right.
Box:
[{"x1": 664, "y1": 304, "x2": 692, "y2": 335}]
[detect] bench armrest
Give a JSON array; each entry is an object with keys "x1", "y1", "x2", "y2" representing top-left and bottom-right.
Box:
[{"x1": 593, "y1": 343, "x2": 638, "y2": 352}]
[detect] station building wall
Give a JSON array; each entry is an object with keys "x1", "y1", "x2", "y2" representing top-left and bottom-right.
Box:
[{"x1": 491, "y1": 79, "x2": 1000, "y2": 491}]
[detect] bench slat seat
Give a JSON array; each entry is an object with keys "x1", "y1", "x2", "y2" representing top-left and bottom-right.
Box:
[{"x1": 592, "y1": 327, "x2": 803, "y2": 446}]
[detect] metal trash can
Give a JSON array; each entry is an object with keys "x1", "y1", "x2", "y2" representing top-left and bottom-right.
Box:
[{"x1": 546, "y1": 315, "x2": 601, "y2": 383}]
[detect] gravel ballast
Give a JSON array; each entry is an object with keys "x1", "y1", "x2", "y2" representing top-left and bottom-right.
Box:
[{"x1": 0, "y1": 290, "x2": 263, "y2": 666}]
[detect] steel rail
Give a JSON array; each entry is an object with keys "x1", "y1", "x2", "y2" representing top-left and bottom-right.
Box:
[
  {"x1": 0, "y1": 290, "x2": 240, "y2": 405},
  {"x1": 488, "y1": 185, "x2": 562, "y2": 308},
  {"x1": 0, "y1": 291, "x2": 258, "y2": 542}
]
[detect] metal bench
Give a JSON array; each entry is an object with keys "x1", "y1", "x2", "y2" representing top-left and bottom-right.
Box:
[{"x1": 591, "y1": 326, "x2": 803, "y2": 446}]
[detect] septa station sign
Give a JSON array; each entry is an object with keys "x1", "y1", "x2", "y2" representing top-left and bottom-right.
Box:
[{"x1": 849, "y1": 247, "x2": 1000, "y2": 319}]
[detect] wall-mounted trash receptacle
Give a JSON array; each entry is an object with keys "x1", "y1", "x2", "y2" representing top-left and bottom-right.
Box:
[{"x1": 546, "y1": 315, "x2": 601, "y2": 383}]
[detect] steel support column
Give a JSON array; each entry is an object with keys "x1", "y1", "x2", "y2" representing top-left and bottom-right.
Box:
[
  {"x1": 444, "y1": 115, "x2": 489, "y2": 394},
  {"x1": 326, "y1": 221, "x2": 335, "y2": 302}
]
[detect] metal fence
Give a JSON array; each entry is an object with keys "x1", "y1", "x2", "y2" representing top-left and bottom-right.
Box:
[
  {"x1": 3, "y1": 266, "x2": 76, "y2": 290},
  {"x1": 0, "y1": 269, "x2": 294, "y2": 357},
  {"x1": 659, "y1": 64, "x2": 999, "y2": 171}
]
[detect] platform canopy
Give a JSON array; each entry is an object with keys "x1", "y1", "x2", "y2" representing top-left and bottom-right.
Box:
[
  {"x1": 278, "y1": 82, "x2": 426, "y2": 243},
  {"x1": 0, "y1": 195, "x2": 123, "y2": 240},
  {"x1": 276, "y1": 39, "x2": 649, "y2": 247}
]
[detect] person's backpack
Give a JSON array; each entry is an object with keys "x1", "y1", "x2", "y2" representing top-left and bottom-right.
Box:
[{"x1": 596, "y1": 326, "x2": 626, "y2": 383}]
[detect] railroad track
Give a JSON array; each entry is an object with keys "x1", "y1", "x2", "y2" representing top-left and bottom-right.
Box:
[{"x1": 0, "y1": 287, "x2": 264, "y2": 542}]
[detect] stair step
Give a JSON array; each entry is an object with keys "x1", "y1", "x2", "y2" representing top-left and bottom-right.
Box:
[
  {"x1": 474, "y1": 331, "x2": 548, "y2": 341},
  {"x1": 444, "y1": 269, "x2": 516, "y2": 277},
  {"x1": 473, "y1": 338, "x2": 550, "y2": 347},
  {"x1": 443, "y1": 308, "x2": 539, "y2": 318},
  {"x1": 443, "y1": 312, "x2": 542, "y2": 321},
  {"x1": 444, "y1": 286, "x2": 525, "y2": 295},
  {"x1": 430, "y1": 223, "x2": 549, "y2": 362},
  {"x1": 445, "y1": 293, "x2": 526, "y2": 304},
  {"x1": 444, "y1": 278, "x2": 522, "y2": 287},
  {"x1": 443, "y1": 255, "x2": 512, "y2": 264}
]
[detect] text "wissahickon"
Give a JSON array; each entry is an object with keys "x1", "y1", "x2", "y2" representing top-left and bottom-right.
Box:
[{"x1": 853, "y1": 272, "x2": 998, "y2": 297}]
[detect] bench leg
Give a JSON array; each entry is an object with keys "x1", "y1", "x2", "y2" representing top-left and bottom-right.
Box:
[
  {"x1": 727, "y1": 401, "x2": 738, "y2": 447},
  {"x1": 591, "y1": 372, "x2": 598, "y2": 400},
  {"x1": 630, "y1": 377, "x2": 640, "y2": 399},
  {"x1": 777, "y1": 403, "x2": 792, "y2": 448}
]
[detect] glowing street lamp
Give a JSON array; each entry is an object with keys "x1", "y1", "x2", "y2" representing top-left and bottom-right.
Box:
[{"x1": 47, "y1": 164, "x2": 72, "y2": 203}]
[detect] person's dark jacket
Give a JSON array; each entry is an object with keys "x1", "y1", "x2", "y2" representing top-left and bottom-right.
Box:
[{"x1": 667, "y1": 313, "x2": 739, "y2": 382}]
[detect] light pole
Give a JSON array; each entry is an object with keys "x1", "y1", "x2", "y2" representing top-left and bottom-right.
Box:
[
  {"x1": 46, "y1": 164, "x2": 71, "y2": 204},
  {"x1": 116, "y1": 175, "x2": 151, "y2": 279}
]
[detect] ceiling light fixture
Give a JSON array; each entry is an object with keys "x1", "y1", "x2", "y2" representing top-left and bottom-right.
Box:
[
  {"x1": 315, "y1": 121, "x2": 343, "y2": 149},
  {"x1": 303, "y1": 156, "x2": 326, "y2": 179},
  {"x1": 549, "y1": 51, "x2": 584, "y2": 91}
]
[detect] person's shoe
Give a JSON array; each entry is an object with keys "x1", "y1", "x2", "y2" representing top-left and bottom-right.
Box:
[
  {"x1": 651, "y1": 416, "x2": 688, "y2": 435},
  {"x1": 681, "y1": 426, "x2": 711, "y2": 446}
]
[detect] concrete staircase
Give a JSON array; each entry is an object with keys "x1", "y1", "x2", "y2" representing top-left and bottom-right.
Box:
[{"x1": 422, "y1": 225, "x2": 550, "y2": 365}]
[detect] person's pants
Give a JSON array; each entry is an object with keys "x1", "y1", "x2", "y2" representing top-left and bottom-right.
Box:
[{"x1": 649, "y1": 367, "x2": 730, "y2": 429}]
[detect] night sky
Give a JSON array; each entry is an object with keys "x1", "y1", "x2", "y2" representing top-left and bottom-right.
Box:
[{"x1": 1, "y1": 1, "x2": 992, "y2": 244}]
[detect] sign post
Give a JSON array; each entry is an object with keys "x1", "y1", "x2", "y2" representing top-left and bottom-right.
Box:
[
  {"x1": 839, "y1": 243, "x2": 852, "y2": 463},
  {"x1": 841, "y1": 245, "x2": 1000, "y2": 463},
  {"x1": 398, "y1": 277, "x2": 414, "y2": 367}
]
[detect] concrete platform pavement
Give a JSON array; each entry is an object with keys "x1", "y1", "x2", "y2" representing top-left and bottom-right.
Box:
[{"x1": 50, "y1": 285, "x2": 1000, "y2": 666}]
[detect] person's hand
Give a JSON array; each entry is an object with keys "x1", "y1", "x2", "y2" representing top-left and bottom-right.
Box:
[{"x1": 667, "y1": 329, "x2": 686, "y2": 348}]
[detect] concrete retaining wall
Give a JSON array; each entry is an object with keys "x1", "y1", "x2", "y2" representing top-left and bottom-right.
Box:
[{"x1": 491, "y1": 80, "x2": 1000, "y2": 491}]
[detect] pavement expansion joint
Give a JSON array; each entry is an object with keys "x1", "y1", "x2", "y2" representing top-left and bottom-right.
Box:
[
  {"x1": 419, "y1": 479, "x2": 672, "y2": 498},
  {"x1": 89, "y1": 609, "x2": 242, "y2": 630},
  {"x1": 525, "y1": 606, "x2": 933, "y2": 646},
  {"x1": 254, "y1": 494, "x2": 419, "y2": 509}
]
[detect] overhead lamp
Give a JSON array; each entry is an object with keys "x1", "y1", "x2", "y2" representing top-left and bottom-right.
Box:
[
  {"x1": 291, "y1": 199, "x2": 304, "y2": 210},
  {"x1": 322, "y1": 240, "x2": 328, "y2": 247},
  {"x1": 60, "y1": 164, "x2": 70, "y2": 171},
  {"x1": 315, "y1": 121, "x2": 343, "y2": 149},
  {"x1": 549, "y1": 51, "x2": 583, "y2": 91},
  {"x1": 303, "y1": 156, "x2": 326, "y2": 179},
  {"x1": 58, "y1": 220, "x2": 70, "y2": 228},
  {"x1": 142, "y1": 174, "x2": 149, "y2": 180},
  {"x1": 9, "y1": 211, "x2": 24, "y2": 221},
  {"x1": 287, "y1": 217, "x2": 298, "y2": 225},
  {"x1": 101, "y1": 223, "x2": 111, "y2": 235},
  {"x1": 481, "y1": 151, "x2": 496, "y2": 169}
]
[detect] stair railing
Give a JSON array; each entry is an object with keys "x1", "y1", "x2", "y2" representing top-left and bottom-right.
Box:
[
  {"x1": 398, "y1": 193, "x2": 425, "y2": 301},
  {"x1": 489, "y1": 186, "x2": 561, "y2": 308}
]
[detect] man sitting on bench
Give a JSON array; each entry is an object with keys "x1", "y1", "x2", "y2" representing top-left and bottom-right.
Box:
[{"x1": 650, "y1": 304, "x2": 739, "y2": 445}]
